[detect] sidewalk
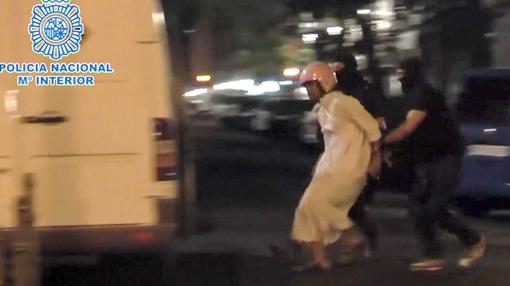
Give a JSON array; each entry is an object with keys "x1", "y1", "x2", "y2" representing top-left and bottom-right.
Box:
[{"x1": 170, "y1": 203, "x2": 510, "y2": 286}]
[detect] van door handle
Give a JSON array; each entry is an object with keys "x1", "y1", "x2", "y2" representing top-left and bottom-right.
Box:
[{"x1": 21, "y1": 111, "x2": 68, "y2": 125}]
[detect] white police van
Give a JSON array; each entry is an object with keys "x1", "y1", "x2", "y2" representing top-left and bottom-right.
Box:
[{"x1": 0, "y1": 0, "x2": 194, "y2": 254}]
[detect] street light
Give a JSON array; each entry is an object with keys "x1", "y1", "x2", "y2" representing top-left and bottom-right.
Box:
[
  {"x1": 374, "y1": 20, "x2": 392, "y2": 30},
  {"x1": 357, "y1": 9, "x2": 372, "y2": 15},
  {"x1": 283, "y1": 68, "x2": 301, "y2": 77},
  {"x1": 373, "y1": 10, "x2": 395, "y2": 17},
  {"x1": 327, "y1": 26, "x2": 344, "y2": 36},
  {"x1": 302, "y1": 33, "x2": 319, "y2": 44},
  {"x1": 196, "y1": 75, "x2": 212, "y2": 83},
  {"x1": 298, "y1": 22, "x2": 319, "y2": 29}
]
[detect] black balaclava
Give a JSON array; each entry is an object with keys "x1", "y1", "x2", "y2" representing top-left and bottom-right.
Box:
[
  {"x1": 336, "y1": 53, "x2": 358, "y2": 72},
  {"x1": 400, "y1": 57, "x2": 425, "y2": 93},
  {"x1": 334, "y1": 53, "x2": 364, "y2": 95}
]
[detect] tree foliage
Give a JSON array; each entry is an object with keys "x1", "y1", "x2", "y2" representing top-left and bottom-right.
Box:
[{"x1": 163, "y1": 0, "x2": 289, "y2": 76}]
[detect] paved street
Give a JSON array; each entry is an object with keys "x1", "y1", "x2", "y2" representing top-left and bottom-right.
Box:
[{"x1": 42, "y1": 118, "x2": 510, "y2": 286}]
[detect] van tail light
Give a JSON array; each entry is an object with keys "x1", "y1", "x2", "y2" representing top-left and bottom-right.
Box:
[
  {"x1": 153, "y1": 118, "x2": 178, "y2": 181},
  {"x1": 130, "y1": 231, "x2": 155, "y2": 242}
]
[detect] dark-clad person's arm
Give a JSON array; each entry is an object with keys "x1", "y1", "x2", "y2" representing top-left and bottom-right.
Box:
[{"x1": 383, "y1": 110, "x2": 426, "y2": 144}]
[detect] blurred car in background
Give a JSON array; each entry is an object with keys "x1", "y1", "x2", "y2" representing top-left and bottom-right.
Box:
[
  {"x1": 183, "y1": 81, "x2": 321, "y2": 147},
  {"x1": 249, "y1": 97, "x2": 315, "y2": 138},
  {"x1": 454, "y1": 68, "x2": 510, "y2": 216}
]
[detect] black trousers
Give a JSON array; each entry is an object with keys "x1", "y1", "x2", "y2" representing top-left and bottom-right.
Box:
[
  {"x1": 348, "y1": 175, "x2": 378, "y2": 251},
  {"x1": 410, "y1": 155, "x2": 481, "y2": 258}
]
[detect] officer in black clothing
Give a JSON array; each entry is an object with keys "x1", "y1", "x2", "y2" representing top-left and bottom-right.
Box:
[
  {"x1": 331, "y1": 53, "x2": 386, "y2": 260},
  {"x1": 383, "y1": 57, "x2": 486, "y2": 271},
  {"x1": 333, "y1": 53, "x2": 385, "y2": 124}
]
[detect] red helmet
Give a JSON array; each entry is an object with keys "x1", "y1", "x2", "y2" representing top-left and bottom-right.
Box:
[{"x1": 299, "y1": 62, "x2": 337, "y2": 92}]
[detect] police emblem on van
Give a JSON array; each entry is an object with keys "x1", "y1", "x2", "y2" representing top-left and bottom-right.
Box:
[{"x1": 28, "y1": 0, "x2": 84, "y2": 61}]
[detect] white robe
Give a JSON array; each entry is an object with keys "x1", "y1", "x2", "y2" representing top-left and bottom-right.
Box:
[{"x1": 291, "y1": 91, "x2": 381, "y2": 245}]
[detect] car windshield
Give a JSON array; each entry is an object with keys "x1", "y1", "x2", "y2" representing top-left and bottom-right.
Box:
[{"x1": 458, "y1": 76, "x2": 510, "y2": 125}]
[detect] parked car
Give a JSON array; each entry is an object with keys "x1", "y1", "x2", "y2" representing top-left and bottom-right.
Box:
[
  {"x1": 249, "y1": 97, "x2": 316, "y2": 139},
  {"x1": 454, "y1": 68, "x2": 510, "y2": 216},
  {"x1": 208, "y1": 90, "x2": 246, "y2": 118},
  {"x1": 210, "y1": 93, "x2": 265, "y2": 129}
]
